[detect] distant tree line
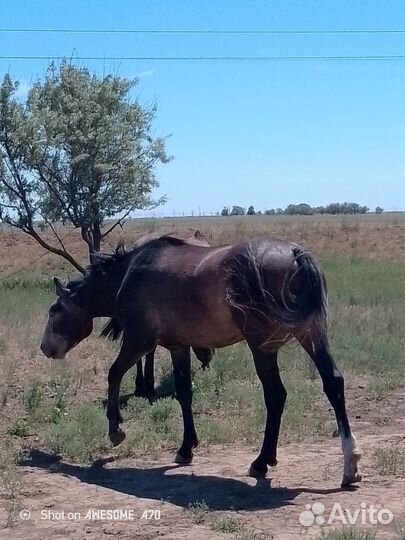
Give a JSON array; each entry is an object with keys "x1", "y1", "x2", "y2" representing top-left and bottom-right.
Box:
[{"x1": 221, "y1": 202, "x2": 384, "y2": 217}]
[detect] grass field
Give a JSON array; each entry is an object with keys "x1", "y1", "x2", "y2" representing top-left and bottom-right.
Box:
[{"x1": 0, "y1": 213, "x2": 404, "y2": 539}]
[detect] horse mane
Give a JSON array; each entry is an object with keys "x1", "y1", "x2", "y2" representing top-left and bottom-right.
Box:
[
  {"x1": 88, "y1": 234, "x2": 186, "y2": 276},
  {"x1": 97, "y1": 235, "x2": 187, "y2": 342},
  {"x1": 100, "y1": 318, "x2": 123, "y2": 341}
]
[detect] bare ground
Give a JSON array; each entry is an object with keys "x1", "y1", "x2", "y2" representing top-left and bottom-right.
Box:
[{"x1": 1, "y1": 390, "x2": 403, "y2": 540}]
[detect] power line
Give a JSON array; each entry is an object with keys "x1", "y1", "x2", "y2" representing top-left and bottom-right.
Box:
[
  {"x1": 0, "y1": 249, "x2": 51, "y2": 281},
  {"x1": 0, "y1": 55, "x2": 404, "y2": 62},
  {"x1": 0, "y1": 28, "x2": 404, "y2": 35},
  {"x1": 0, "y1": 227, "x2": 77, "y2": 282}
]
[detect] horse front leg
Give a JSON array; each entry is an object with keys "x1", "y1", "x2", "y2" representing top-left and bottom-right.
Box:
[
  {"x1": 171, "y1": 347, "x2": 198, "y2": 464},
  {"x1": 134, "y1": 348, "x2": 157, "y2": 400},
  {"x1": 107, "y1": 336, "x2": 153, "y2": 446}
]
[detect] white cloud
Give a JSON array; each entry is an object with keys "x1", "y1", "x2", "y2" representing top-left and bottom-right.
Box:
[{"x1": 134, "y1": 70, "x2": 155, "y2": 79}]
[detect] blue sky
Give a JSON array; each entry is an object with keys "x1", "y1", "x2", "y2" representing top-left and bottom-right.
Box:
[{"x1": 1, "y1": 1, "x2": 404, "y2": 215}]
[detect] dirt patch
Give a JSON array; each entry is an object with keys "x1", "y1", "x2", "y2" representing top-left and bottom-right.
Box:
[{"x1": 1, "y1": 392, "x2": 403, "y2": 540}]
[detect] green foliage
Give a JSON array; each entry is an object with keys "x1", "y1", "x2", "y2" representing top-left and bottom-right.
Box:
[
  {"x1": 7, "y1": 418, "x2": 29, "y2": 437},
  {"x1": 0, "y1": 63, "x2": 170, "y2": 264},
  {"x1": 212, "y1": 515, "x2": 243, "y2": 533},
  {"x1": 230, "y1": 205, "x2": 245, "y2": 216},
  {"x1": 23, "y1": 382, "x2": 43, "y2": 412},
  {"x1": 285, "y1": 203, "x2": 313, "y2": 215},
  {"x1": 222, "y1": 202, "x2": 373, "y2": 216},
  {"x1": 44, "y1": 402, "x2": 108, "y2": 461}
]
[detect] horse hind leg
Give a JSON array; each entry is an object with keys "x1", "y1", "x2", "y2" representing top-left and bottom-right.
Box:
[
  {"x1": 171, "y1": 347, "x2": 198, "y2": 464},
  {"x1": 298, "y1": 333, "x2": 362, "y2": 487},
  {"x1": 134, "y1": 359, "x2": 146, "y2": 397},
  {"x1": 247, "y1": 344, "x2": 287, "y2": 478}
]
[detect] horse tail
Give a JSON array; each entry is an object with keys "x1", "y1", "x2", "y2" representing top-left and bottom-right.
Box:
[
  {"x1": 100, "y1": 318, "x2": 123, "y2": 341},
  {"x1": 290, "y1": 246, "x2": 328, "y2": 332},
  {"x1": 226, "y1": 242, "x2": 328, "y2": 340}
]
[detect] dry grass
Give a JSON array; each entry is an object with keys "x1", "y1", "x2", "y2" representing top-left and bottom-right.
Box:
[
  {"x1": 0, "y1": 213, "x2": 403, "y2": 279},
  {"x1": 374, "y1": 447, "x2": 405, "y2": 477},
  {"x1": 0, "y1": 442, "x2": 23, "y2": 528}
]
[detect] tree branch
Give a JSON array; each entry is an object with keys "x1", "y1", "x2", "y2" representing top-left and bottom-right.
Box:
[
  {"x1": 101, "y1": 208, "x2": 133, "y2": 239},
  {"x1": 25, "y1": 226, "x2": 85, "y2": 274},
  {"x1": 45, "y1": 219, "x2": 67, "y2": 252}
]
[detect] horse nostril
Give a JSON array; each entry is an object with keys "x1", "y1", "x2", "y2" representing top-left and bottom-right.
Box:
[{"x1": 40, "y1": 342, "x2": 52, "y2": 358}]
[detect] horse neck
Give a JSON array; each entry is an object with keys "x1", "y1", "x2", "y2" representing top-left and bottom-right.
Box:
[{"x1": 87, "y1": 258, "x2": 130, "y2": 318}]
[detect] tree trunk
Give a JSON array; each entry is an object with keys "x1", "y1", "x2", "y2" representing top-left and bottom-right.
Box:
[
  {"x1": 92, "y1": 220, "x2": 102, "y2": 253},
  {"x1": 81, "y1": 221, "x2": 102, "y2": 264}
]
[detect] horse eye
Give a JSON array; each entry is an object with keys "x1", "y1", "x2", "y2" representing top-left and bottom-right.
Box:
[{"x1": 49, "y1": 303, "x2": 61, "y2": 315}]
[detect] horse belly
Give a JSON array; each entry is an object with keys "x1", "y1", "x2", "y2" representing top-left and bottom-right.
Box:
[{"x1": 156, "y1": 287, "x2": 242, "y2": 349}]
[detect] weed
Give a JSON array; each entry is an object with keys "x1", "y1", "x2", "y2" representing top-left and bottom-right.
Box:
[
  {"x1": 44, "y1": 402, "x2": 108, "y2": 461},
  {"x1": 0, "y1": 442, "x2": 23, "y2": 528},
  {"x1": 212, "y1": 515, "x2": 243, "y2": 534},
  {"x1": 7, "y1": 418, "x2": 29, "y2": 437},
  {"x1": 187, "y1": 500, "x2": 209, "y2": 524},
  {"x1": 374, "y1": 447, "x2": 405, "y2": 477},
  {"x1": 23, "y1": 382, "x2": 43, "y2": 412}
]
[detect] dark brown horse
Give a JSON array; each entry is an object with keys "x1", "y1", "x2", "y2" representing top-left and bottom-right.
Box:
[
  {"x1": 131, "y1": 230, "x2": 213, "y2": 398},
  {"x1": 40, "y1": 236, "x2": 361, "y2": 487}
]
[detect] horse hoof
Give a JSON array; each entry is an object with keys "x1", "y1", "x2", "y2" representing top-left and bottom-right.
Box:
[
  {"x1": 341, "y1": 453, "x2": 362, "y2": 487},
  {"x1": 341, "y1": 471, "x2": 362, "y2": 487},
  {"x1": 174, "y1": 452, "x2": 193, "y2": 465},
  {"x1": 109, "y1": 429, "x2": 126, "y2": 447},
  {"x1": 247, "y1": 464, "x2": 267, "y2": 478}
]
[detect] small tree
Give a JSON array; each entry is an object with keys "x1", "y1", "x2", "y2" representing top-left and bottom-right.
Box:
[
  {"x1": 375, "y1": 206, "x2": 384, "y2": 214},
  {"x1": 246, "y1": 205, "x2": 255, "y2": 216},
  {"x1": 230, "y1": 205, "x2": 245, "y2": 216},
  {"x1": 221, "y1": 206, "x2": 229, "y2": 216},
  {"x1": 0, "y1": 63, "x2": 170, "y2": 271}
]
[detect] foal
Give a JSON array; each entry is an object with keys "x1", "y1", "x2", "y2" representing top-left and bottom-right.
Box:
[{"x1": 41, "y1": 236, "x2": 361, "y2": 487}]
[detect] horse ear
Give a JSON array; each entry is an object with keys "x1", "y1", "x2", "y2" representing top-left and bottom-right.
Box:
[
  {"x1": 53, "y1": 277, "x2": 69, "y2": 298},
  {"x1": 115, "y1": 241, "x2": 126, "y2": 257},
  {"x1": 192, "y1": 228, "x2": 203, "y2": 240}
]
